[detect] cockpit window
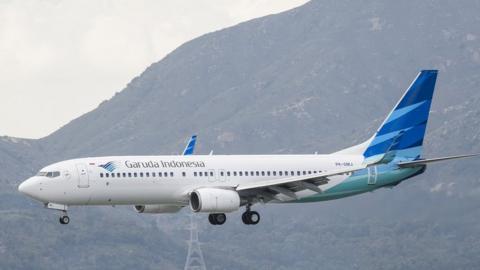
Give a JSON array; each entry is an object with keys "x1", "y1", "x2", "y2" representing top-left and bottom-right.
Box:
[{"x1": 37, "y1": 171, "x2": 60, "y2": 178}]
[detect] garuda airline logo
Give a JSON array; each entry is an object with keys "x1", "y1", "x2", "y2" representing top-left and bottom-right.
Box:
[{"x1": 98, "y1": 161, "x2": 119, "y2": 172}]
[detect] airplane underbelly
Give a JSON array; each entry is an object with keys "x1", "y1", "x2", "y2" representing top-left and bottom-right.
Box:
[{"x1": 88, "y1": 180, "x2": 180, "y2": 205}]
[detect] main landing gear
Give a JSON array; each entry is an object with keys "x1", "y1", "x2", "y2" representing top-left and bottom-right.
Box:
[
  {"x1": 207, "y1": 205, "x2": 261, "y2": 225},
  {"x1": 208, "y1": 213, "x2": 226, "y2": 225},
  {"x1": 242, "y1": 205, "x2": 260, "y2": 225}
]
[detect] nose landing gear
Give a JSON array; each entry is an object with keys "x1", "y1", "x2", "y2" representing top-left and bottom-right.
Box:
[
  {"x1": 45, "y1": 203, "x2": 70, "y2": 225},
  {"x1": 59, "y1": 214, "x2": 70, "y2": 225}
]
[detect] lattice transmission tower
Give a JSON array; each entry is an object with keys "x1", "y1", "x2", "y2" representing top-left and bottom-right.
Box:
[{"x1": 184, "y1": 214, "x2": 207, "y2": 270}]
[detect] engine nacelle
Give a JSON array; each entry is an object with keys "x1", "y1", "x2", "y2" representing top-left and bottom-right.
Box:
[
  {"x1": 190, "y1": 188, "x2": 240, "y2": 213},
  {"x1": 134, "y1": 204, "x2": 183, "y2": 214}
]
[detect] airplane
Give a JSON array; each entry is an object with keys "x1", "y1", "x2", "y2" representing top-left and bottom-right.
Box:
[{"x1": 18, "y1": 70, "x2": 478, "y2": 225}]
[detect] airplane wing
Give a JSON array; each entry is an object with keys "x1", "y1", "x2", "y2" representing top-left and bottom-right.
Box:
[
  {"x1": 397, "y1": 153, "x2": 479, "y2": 168},
  {"x1": 236, "y1": 165, "x2": 367, "y2": 202},
  {"x1": 182, "y1": 135, "x2": 197, "y2": 156}
]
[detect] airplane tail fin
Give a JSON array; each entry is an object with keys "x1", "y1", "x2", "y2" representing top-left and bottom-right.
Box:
[
  {"x1": 362, "y1": 70, "x2": 438, "y2": 164},
  {"x1": 335, "y1": 70, "x2": 438, "y2": 164}
]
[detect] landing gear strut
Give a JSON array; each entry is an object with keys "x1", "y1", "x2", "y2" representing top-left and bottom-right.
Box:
[
  {"x1": 242, "y1": 205, "x2": 260, "y2": 225},
  {"x1": 45, "y1": 203, "x2": 70, "y2": 225},
  {"x1": 208, "y1": 213, "x2": 226, "y2": 225}
]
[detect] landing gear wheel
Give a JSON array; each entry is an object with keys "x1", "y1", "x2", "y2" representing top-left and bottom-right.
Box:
[
  {"x1": 248, "y1": 211, "x2": 260, "y2": 225},
  {"x1": 208, "y1": 214, "x2": 217, "y2": 225},
  {"x1": 59, "y1": 215, "x2": 70, "y2": 225},
  {"x1": 242, "y1": 211, "x2": 260, "y2": 225},
  {"x1": 215, "y1": 213, "x2": 226, "y2": 225},
  {"x1": 208, "y1": 213, "x2": 226, "y2": 225}
]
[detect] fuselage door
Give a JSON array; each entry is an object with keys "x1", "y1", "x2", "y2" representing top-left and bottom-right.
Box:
[
  {"x1": 76, "y1": 163, "x2": 90, "y2": 188},
  {"x1": 367, "y1": 166, "x2": 378, "y2": 185}
]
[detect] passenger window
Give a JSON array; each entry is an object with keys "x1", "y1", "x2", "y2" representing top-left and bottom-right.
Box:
[
  {"x1": 152, "y1": 172, "x2": 156, "y2": 177},
  {"x1": 117, "y1": 173, "x2": 121, "y2": 177},
  {"x1": 134, "y1": 173, "x2": 137, "y2": 177},
  {"x1": 220, "y1": 171, "x2": 224, "y2": 176},
  {"x1": 210, "y1": 172, "x2": 213, "y2": 177},
  {"x1": 233, "y1": 172, "x2": 237, "y2": 176},
  {"x1": 146, "y1": 172, "x2": 150, "y2": 177},
  {"x1": 261, "y1": 171, "x2": 265, "y2": 176},
  {"x1": 245, "y1": 171, "x2": 248, "y2": 176},
  {"x1": 227, "y1": 172, "x2": 231, "y2": 176},
  {"x1": 170, "y1": 172, "x2": 174, "y2": 177},
  {"x1": 123, "y1": 173, "x2": 126, "y2": 177},
  {"x1": 164, "y1": 172, "x2": 168, "y2": 177},
  {"x1": 182, "y1": 172, "x2": 186, "y2": 177},
  {"x1": 297, "y1": 171, "x2": 301, "y2": 176},
  {"x1": 100, "y1": 173, "x2": 104, "y2": 178},
  {"x1": 291, "y1": 171, "x2": 294, "y2": 176},
  {"x1": 256, "y1": 171, "x2": 259, "y2": 176},
  {"x1": 106, "y1": 173, "x2": 109, "y2": 178},
  {"x1": 279, "y1": 171, "x2": 283, "y2": 176},
  {"x1": 194, "y1": 172, "x2": 197, "y2": 177},
  {"x1": 204, "y1": 172, "x2": 208, "y2": 177},
  {"x1": 239, "y1": 172, "x2": 243, "y2": 176},
  {"x1": 313, "y1": 171, "x2": 317, "y2": 174},
  {"x1": 273, "y1": 171, "x2": 276, "y2": 176},
  {"x1": 285, "y1": 171, "x2": 288, "y2": 176},
  {"x1": 128, "y1": 173, "x2": 132, "y2": 177},
  {"x1": 267, "y1": 171, "x2": 270, "y2": 176},
  {"x1": 111, "y1": 173, "x2": 115, "y2": 178},
  {"x1": 303, "y1": 171, "x2": 306, "y2": 175},
  {"x1": 199, "y1": 172, "x2": 203, "y2": 177},
  {"x1": 250, "y1": 171, "x2": 254, "y2": 176},
  {"x1": 139, "y1": 173, "x2": 143, "y2": 177},
  {"x1": 308, "y1": 171, "x2": 312, "y2": 174}
]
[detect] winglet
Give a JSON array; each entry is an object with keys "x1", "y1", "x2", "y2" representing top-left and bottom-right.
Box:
[{"x1": 182, "y1": 135, "x2": 197, "y2": 155}]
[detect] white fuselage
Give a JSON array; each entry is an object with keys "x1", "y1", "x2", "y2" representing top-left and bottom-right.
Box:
[{"x1": 19, "y1": 154, "x2": 364, "y2": 206}]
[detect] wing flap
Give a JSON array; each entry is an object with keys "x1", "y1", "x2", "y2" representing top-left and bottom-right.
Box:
[{"x1": 236, "y1": 165, "x2": 366, "y2": 192}]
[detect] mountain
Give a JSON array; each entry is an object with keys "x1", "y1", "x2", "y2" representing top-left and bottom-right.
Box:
[{"x1": 1, "y1": 0, "x2": 480, "y2": 269}]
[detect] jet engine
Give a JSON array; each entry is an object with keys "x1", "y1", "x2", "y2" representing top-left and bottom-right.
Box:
[
  {"x1": 189, "y1": 188, "x2": 240, "y2": 213},
  {"x1": 134, "y1": 204, "x2": 183, "y2": 214}
]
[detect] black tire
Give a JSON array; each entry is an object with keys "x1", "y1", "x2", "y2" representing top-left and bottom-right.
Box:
[
  {"x1": 208, "y1": 214, "x2": 217, "y2": 225},
  {"x1": 60, "y1": 215, "x2": 70, "y2": 225},
  {"x1": 215, "y1": 213, "x2": 226, "y2": 225},
  {"x1": 242, "y1": 212, "x2": 251, "y2": 225},
  {"x1": 249, "y1": 211, "x2": 260, "y2": 225}
]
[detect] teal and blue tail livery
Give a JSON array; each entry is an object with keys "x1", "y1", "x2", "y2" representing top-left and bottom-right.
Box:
[
  {"x1": 183, "y1": 135, "x2": 197, "y2": 156},
  {"x1": 363, "y1": 70, "x2": 438, "y2": 164}
]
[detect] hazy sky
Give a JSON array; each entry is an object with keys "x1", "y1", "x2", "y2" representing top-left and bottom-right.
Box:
[{"x1": 0, "y1": 0, "x2": 308, "y2": 139}]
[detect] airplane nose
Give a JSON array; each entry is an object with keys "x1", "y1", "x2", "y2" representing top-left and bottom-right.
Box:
[{"x1": 18, "y1": 178, "x2": 35, "y2": 196}]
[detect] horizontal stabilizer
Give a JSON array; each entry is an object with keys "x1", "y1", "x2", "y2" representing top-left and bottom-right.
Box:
[{"x1": 397, "y1": 153, "x2": 479, "y2": 168}]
